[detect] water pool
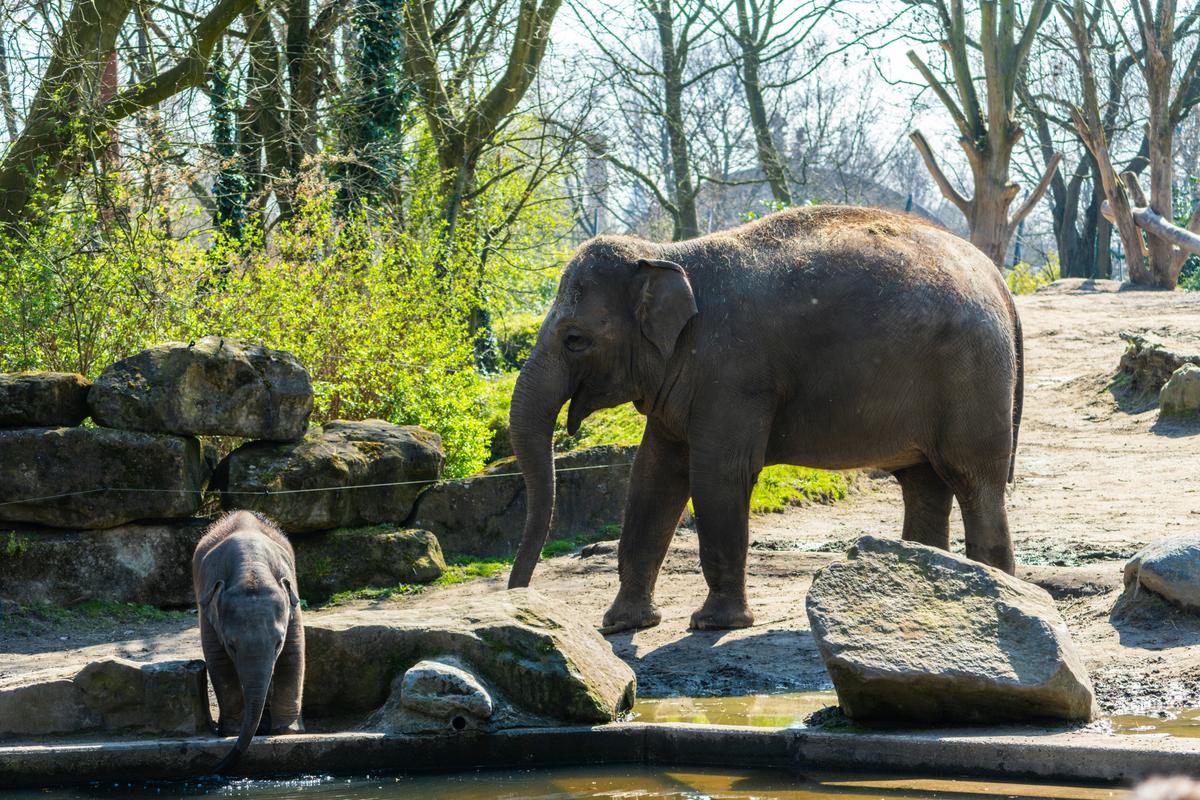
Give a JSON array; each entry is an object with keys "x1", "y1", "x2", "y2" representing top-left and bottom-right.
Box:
[{"x1": 0, "y1": 766, "x2": 1124, "y2": 800}]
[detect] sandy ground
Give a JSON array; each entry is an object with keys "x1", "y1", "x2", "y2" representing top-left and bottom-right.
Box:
[{"x1": 4, "y1": 284, "x2": 1200, "y2": 716}]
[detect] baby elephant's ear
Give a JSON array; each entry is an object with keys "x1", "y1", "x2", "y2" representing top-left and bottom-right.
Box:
[
  {"x1": 635, "y1": 258, "x2": 698, "y2": 360},
  {"x1": 281, "y1": 577, "x2": 300, "y2": 607},
  {"x1": 198, "y1": 580, "x2": 223, "y2": 628}
]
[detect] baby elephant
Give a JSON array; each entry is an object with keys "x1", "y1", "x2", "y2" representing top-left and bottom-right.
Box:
[{"x1": 193, "y1": 510, "x2": 305, "y2": 773}]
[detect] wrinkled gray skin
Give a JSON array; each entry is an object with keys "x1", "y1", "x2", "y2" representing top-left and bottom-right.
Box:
[
  {"x1": 508, "y1": 206, "x2": 1023, "y2": 634},
  {"x1": 193, "y1": 510, "x2": 305, "y2": 773}
]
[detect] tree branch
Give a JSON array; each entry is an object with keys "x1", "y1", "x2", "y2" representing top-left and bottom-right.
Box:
[{"x1": 909, "y1": 128, "x2": 971, "y2": 215}]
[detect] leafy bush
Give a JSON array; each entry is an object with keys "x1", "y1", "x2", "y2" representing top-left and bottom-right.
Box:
[
  {"x1": 495, "y1": 313, "x2": 544, "y2": 370},
  {"x1": 1006, "y1": 255, "x2": 1060, "y2": 295},
  {"x1": 0, "y1": 181, "x2": 495, "y2": 476}
]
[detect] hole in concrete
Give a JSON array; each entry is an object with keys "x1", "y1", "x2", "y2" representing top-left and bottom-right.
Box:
[{"x1": 451, "y1": 715, "x2": 467, "y2": 731}]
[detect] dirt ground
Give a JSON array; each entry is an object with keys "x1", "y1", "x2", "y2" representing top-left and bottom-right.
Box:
[{"x1": 4, "y1": 284, "x2": 1200, "y2": 716}]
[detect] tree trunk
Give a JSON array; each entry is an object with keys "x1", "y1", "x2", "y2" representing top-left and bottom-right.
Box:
[
  {"x1": 0, "y1": 0, "x2": 133, "y2": 236},
  {"x1": 655, "y1": 1, "x2": 700, "y2": 240},
  {"x1": 734, "y1": 0, "x2": 790, "y2": 206}
]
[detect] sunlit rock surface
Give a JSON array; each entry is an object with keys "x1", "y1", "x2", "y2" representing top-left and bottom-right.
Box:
[
  {"x1": 806, "y1": 535, "x2": 1097, "y2": 723},
  {"x1": 214, "y1": 420, "x2": 444, "y2": 533},
  {"x1": 0, "y1": 427, "x2": 209, "y2": 528},
  {"x1": 89, "y1": 336, "x2": 313, "y2": 440},
  {"x1": 0, "y1": 658, "x2": 209, "y2": 737},
  {"x1": 0, "y1": 372, "x2": 90, "y2": 427},
  {"x1": 1125, "y1": 534, "x2": 1200, "y2": 612},
  {"x1": 306, "y1": 588, "x2": 635, "y2": 727}
]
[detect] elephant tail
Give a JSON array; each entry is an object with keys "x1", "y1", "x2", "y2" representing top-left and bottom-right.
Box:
[{"x1": 1008, "y1": 308, "x2": 1024, "y2": 484}]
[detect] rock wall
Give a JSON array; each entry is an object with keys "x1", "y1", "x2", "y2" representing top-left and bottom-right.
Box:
[{"x1": 411, "y1": 445, "x2": 635, "y2": 557}]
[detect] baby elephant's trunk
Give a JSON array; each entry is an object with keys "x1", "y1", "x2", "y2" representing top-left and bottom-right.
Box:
[{"x1": 213, "y1": 666, "x2": 272, "y2": 774}]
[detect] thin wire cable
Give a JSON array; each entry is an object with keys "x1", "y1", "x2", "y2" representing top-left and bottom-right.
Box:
[{"x1": 0, "y1": 461, "x2": 633, "y2": 508}]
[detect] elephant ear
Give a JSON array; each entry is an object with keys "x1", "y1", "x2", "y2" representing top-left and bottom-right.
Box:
[
  {"x1": 635, "y1": 258, "x2": 697, "y2": 360},
  {"x1": 281, "y1": 577, "x2": 300, "y2": 607},
  {"x1": 199, "y1": 580, "x2": 223, "y2": 629}
]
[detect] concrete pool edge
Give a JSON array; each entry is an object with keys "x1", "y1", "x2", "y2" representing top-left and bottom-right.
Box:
[{"x1": 1, "y1": 723, "x2": 1198, "y2": 789}]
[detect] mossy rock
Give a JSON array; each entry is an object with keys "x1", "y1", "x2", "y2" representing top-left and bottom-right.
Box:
[
  {"x1": 304, "y1": 588, "x2": 635, "y2": 725},
  {"x1": 293, "y1": 527, "x2": 447, "y2": 604}
]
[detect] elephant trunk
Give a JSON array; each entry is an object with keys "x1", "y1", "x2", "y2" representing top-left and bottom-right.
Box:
[
  {"x1": 507, "y1": 347, "x2": 571, "y2": 588},
  {"x1": 214, "y1": 659, "x2": 272, "y2": 775}
]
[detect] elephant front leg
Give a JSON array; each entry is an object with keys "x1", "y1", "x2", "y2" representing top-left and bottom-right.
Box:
[
  {"x1": 600, "y1": 421, "x2": 690, "y2": 635},
  {"x1": 201, "y1": 621, "x2": 243, "y2": 736},
  {"x1": 688, "y1": 457, "x2": 757, "y2": 631},
  {"x1": 268, "y1": 612, "x2": 306, "y2": 733}
]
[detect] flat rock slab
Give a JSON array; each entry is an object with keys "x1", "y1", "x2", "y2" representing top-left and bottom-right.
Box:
[
  {"x1": 1125, "y1": 534, "x2": 1200, "y2": 611},
  {"x1": 293, "y1": 527, "x2": 446, "y2": 603},
  {"x1": 215, "y1": 420, "x2": 444, "y2": 533},
  {"x1": 806, "y1": 536, "x2": 1097, "y2": 723},
  {"x1": 411, "y1": 445, "x2": 635, "y2": 557},
  {"x1": 0, "y1": 427, "x2": 209, "y2": 529},
  {"x1": 0, "y1": 372, "x2": 90, "y2": 427},
  {"x1": 88, "y1": 336, "x2": 313, "y2": 440},
  {"x1": 0, "y1": 657, "x2": 209, "y2": 737},
  {"x1": 0, "y1": 519, "x2": 209, "y2": 607},
  {"x1": 305, "y1": 588, "x2": 635, "y2": 725}
]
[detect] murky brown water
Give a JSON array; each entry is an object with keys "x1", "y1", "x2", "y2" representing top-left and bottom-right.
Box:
[
  {"x1": 0, "y1": 766, "x2": 1124, "y2": 799},
  {"x1": 633, "y1": 690, "x2": 838, "y2": 726},
  {"x1": 634, "y1": 692, "x2": 1200, "y2": 739}
]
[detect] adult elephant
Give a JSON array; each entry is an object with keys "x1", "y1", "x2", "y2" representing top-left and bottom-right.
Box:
[{"x1": 507, "y1": 206, "x2": 1023, "y2": 634}]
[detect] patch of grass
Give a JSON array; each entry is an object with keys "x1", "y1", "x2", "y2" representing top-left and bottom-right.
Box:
[
  {"x1": 321, "y1": 526, "x2": 622, "y2": 605},
  {"x1": 750, "y1": 465, "x2": 850, "y2": 514},
  {"x1": 2, "y1": 532, "x2": 29, "y2": 558},
  {"x1": 0, "y1": 600, "x2": 189, "y2": 639}
]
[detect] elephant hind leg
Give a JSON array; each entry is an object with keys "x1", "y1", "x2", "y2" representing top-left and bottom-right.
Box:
[
  {"x1": 894, "y1": 463, "x2": 953, "y2": 551},
  {"x1": 929, "y1": 453, "x2": 1014, "y2": 574}
]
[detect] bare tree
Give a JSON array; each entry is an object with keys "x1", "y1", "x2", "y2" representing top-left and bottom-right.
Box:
[
  {"x1": 906, "y1": 0, "x2": 1061, "y2": 267},
  {"x1": 579, "y1": 0, "x2": 733, "y2": 240},
  {"x1": 1061, "y1": 0, "x2": 1200, "y2": 287},
  {"x1": 402, "y1": 0, "x2": 563, "y2": 239},
  {"x1": 0, "y1": 0, "x2": 255, "y2": 239}
]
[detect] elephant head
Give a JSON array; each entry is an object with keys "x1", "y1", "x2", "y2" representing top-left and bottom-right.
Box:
[
  {"x1": 200, "y1": 574, "x2": 300, "y2": 773},
  {"x1": 507, "y1": 240, "x2": 698, "y2": 588}
]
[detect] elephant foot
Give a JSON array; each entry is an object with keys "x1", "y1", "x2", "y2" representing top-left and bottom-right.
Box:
[
  {"x1": 689, "y1": 593, "x2": 753, "y2": 631},
  {"x1": 271, "y1": 716, "x2": 304, "y2": 734},
  {"x1": 599, "y1": 596, "x2": 662, "y2": 635},
  {"x1": 216, "y1": 717, "x2": 239, "y2": 737}
]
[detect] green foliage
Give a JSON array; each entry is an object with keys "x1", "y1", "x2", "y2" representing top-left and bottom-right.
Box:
[
  {"x1": 750, "y1": 465, "x2": 849, "y2": 514},
  {"x1": 336, "y1": 0, "x2": 414, "y2": 205},
  {"x1": 321, "y1": 530, "x2": 616, "y2": 605},
  {"x1": 495, "y1": 313, "x2": 544, "y2": 370},
  {"x1": 3, "y1": 532, "x2": 29, "y2": 558},
  {"x1": 1006, "y1": 254, "x2": 1060, "y2": 295},
  {"x1": 207, "y1": 46, "x2": 249, "y2": 238}
]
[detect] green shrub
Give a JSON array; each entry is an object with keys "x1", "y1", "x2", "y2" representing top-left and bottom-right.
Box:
[
  {"x1": 495, "y1": 313, "x2": 544, "y2": 370},
  {"x1": 1006, "y1": 255, "x2": 1060, "y2": 295}
]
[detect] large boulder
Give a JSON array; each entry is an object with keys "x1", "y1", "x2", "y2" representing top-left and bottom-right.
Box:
[
  {"x1": 214, "y1": 420, "x2": 444, "y2": 533},
  {"x1": 1119, "y1": 332, "x2": 1200, "y2": 394},
  {"x1": 0, "y1": 658, "x2": 210, "y2": 738},
  {"x1": 1124, "y1": 534, "x2": 1200, "y2": 611},
  {"x1": 806, "y1": 536, "x2": 1096, "y2": 723},
  {"x1": 411, "y1": 445, "x2": 634, "y2": 557},
  {"x1": 0, "y1": 427, "x2": 209, "y2": 529},
  {"x1": 0, "y1": 520, "x2": 208, "y2": 607},
  {"x1": 304, "y1": 588, "x2": 635, "y2": 727},
  {"x1": 0, "y1": 372, "x2": 90, "y2": 427},
  {"x1": 293, "y1": 526, "x2": 446, "y2": 603},
  {"x1": 1160, "y1": 364, "x2": 1200, "y2": 416},
  {"x1": 88, "y1": 336, "x2": 313, "y2": 440}
]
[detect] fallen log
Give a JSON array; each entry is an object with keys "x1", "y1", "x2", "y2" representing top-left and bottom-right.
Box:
[{"x1": 1101, "y1": 172, "x2": 1200, "y2": 262}]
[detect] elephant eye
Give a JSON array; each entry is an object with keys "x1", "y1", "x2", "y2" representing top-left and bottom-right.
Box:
[{"x1": 564, "y1": 332, "x2": 591, "y2": 353}]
